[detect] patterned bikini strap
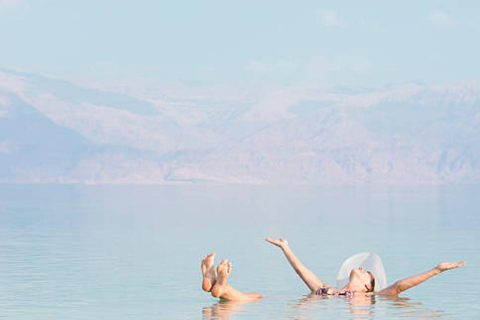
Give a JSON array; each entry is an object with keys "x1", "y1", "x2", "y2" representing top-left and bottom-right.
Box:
[{"x1": 315, "y1": 287, "x2": 329, "y2": 295}]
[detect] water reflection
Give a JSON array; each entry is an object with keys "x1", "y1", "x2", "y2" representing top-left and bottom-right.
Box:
[
  {"x1": 379, "y1": 296, "x2": 449, "y2": 319},
  {"x1": 200, "y1": 294, "x2": 451, "y2": 319},
  {"x1": 202, "y1": 300, "x2": 259, "y2": 320},
  {"x1": 289, "y1": 294, "x2": 448, "y2": 320},
  {"x1": 293, "y1": 293, "x2": 376, "y2": 319}
]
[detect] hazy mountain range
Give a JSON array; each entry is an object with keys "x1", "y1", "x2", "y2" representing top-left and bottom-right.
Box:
[{"x1": 1, "y1": 69, "x2": 479, "y2": 185}]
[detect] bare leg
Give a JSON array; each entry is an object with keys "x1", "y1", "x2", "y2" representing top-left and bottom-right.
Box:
[
  {"x1": 210, "y1": 259, "x2": 262, "y2": 301},
  {"x1": 201, "y1": 253, "x2": 217, "y2": 292}
]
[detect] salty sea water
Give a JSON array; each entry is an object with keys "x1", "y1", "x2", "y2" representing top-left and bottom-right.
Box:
[{"x1": 0, "y1": 184, "x2": 478, "y2": 319}]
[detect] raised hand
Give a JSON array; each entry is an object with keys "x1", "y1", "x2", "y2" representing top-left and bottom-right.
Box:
[
  {"x1": 265, "y1": 237, "x2": 328, "y2": 291},
  {"x1": 265, "y1": 237, "x2": 289, "y2": 249},
  {"x1": 435, "y1": 261, "x2": 466, "y2": 272}
]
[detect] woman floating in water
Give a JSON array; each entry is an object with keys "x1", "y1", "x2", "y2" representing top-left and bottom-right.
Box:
[{"x1": 201, "y1": 237, "x2": 466, "y2": 301}]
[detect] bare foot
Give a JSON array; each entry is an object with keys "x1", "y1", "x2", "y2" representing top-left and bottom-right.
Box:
[
  {"x1": 211, "y1": 259, "x2": 232, "y2": 298},
  {"x1": 201, "y1": 253, "x2": 217, "y2": 292}
]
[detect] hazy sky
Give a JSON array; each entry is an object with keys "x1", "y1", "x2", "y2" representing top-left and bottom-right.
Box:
[{"x1": 1, "y1": 0, "x2": 479, "y2": 86}]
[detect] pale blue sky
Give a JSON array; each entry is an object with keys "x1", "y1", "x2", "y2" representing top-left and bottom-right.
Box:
[{"x1": 1, "y1": 0, "x2": 479, "y2": 86}]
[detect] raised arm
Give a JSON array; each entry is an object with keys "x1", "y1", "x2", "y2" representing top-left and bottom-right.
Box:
[
  {"x1": 266, "y1": 237, "x2": 330, "y2": 292},
  {"x1": 377, "y1": 261, "x2": 466, "y2": 295}
]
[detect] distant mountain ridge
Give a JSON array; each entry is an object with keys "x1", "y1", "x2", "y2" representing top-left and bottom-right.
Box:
[{"x1": 1, "y1": 69, "x2": 479, "y2": 185}]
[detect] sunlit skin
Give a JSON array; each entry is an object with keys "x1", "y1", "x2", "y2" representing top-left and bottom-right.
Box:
[
  {"x1": 201, "y1": 253, "x2": 262, "y2": 301},
  {"x1": 201, "y1": 238, "x2": 466, "y2": 301},
  {"x1": 346, "y1": 267, "x2": 375, "y2": 292},
  {"x1": 265, "y1": 237, "x2": 466, "y2": 296}
]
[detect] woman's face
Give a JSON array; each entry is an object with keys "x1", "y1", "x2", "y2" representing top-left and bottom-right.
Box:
[{"x1": 350, "y1": 267, "x2": 373, "y2": 289}]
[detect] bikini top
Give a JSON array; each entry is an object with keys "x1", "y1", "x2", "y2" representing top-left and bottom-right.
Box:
[{"x1": 314, "y1": 287, "x2": 354, "y2": 296}]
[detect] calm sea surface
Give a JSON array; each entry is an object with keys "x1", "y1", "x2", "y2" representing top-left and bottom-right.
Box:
[{"x1": 0, "y1": 184, "x2": 478, "y2": 319}]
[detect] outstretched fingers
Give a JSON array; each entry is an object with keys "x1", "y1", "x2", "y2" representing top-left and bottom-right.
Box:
[
  {"x1": 265, "y1": 237, "x2": 288, "y2": 248},
  {"x1": 457, "y1": 261, "x2": 467, "y2": 267},
  {"x1": 436, "y1": 261, "x2": 467, "y2": 272}
]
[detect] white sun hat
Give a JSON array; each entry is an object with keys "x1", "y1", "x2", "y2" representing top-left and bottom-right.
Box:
[{"x1": 336, "y1": 252, "x2": 388, "y2": 291}]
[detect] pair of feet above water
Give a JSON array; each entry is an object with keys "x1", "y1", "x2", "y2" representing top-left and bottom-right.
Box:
[{"x1": 201, "y1": 253, "x2": 262, "y2": 301}]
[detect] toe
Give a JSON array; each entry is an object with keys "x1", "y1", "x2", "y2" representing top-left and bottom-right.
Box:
[{"x1": 217, "y1": 259, "x2": 228, "y2": 272}]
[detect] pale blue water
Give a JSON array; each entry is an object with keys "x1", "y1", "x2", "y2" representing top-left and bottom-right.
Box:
[{"x1": 0, "y1": 184, "x2": 478, "y2": 319}]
